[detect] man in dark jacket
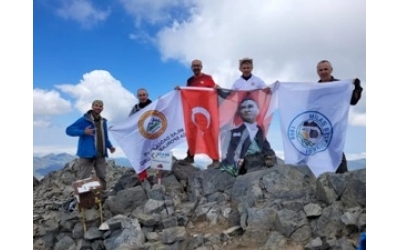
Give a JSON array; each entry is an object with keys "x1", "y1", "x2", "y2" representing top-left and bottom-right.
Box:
[
  {"x1": 66, "y1": 100, "x2": 115, "y2": 190},
  {"x1": 129, "y1": 88, "x2": 152, "y2": 117},
  {"x1": 128, "y1": 88, "x2": 152, "y2": 181},
  {"x1": 316, "y1": 60, "x2": 364, "y2": 173}
]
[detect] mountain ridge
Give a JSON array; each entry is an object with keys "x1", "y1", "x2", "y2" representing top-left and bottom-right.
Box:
[{"x1": 33, "y1": 152, "x2": 366, "y2": 179}]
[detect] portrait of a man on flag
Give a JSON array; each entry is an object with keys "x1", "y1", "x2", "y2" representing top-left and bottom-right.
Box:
[{"x1": 217, "y1": 88, "x2": 277, "y2": 176}]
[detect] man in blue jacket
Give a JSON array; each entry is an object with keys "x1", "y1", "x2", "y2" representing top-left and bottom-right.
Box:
[{"x1": 66, "y1": 100, "x2": 115, "y2": 190}]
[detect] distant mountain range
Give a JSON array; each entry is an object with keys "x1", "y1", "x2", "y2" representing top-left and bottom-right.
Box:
[
  {"x1": 33, "y1": 153, "x2": 76, "y2": 179},
  {"x1": 33, "y1": 153, "x2": 366, "y2": 180},
  {"x1": 33, "y1": 153, "x2": 132, "y2": 179},
  {"x1": 347, "y1": 158, "x2": 366, "y2": 171}
]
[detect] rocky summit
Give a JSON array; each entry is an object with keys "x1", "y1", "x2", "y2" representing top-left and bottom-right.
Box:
[{"x1": 33, "y1": 156, "x2": 366, "y2": 250}]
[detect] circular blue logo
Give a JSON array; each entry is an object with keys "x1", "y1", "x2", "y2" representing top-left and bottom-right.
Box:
[{"x1": 288, "y1": 111, "x2": 333, "y2": 156}]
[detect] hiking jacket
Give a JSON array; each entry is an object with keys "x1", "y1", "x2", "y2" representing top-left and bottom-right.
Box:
[
  {"x1": 65, "y1": 110, "x2": 113, "y2": 158},
  {"x1": 128, "y1": 99, "x2": 152, "y2": 117}
]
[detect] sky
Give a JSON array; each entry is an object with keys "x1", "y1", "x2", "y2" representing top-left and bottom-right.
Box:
[
  {"x1": 32, "y1": 0, "x2": 367, "y2": 163},
  {"x1": 1, "y1": 1, "x2": 398, "y2": 246}
]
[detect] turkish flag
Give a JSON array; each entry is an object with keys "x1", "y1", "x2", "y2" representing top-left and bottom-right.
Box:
[{"x1": 180, "y1": 87, "x2": 220, "y2": 160}]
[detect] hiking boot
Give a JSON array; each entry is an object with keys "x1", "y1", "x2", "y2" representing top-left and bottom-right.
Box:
[
  {"x1": 182, "y1": 156, "x2": 194, "y2": 164},
  {"x1": 207, "y1": 160, "x2": 220, "y2": 169},
  {"x1": 264, "y1": 155, "x2": 277, "y2": 168}
]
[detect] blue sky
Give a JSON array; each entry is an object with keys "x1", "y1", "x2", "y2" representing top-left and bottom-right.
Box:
[{"x1": 32, "y1": 0, "x2": 367, "y2": 161}]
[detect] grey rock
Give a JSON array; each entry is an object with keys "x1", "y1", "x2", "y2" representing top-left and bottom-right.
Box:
[
  {"x1": 304, "y1": 203, "x2": 323, "y2": 217},
  {"x1": 53, "y1": 235, "x2": 75, "y2": 250},
  {"x1": 84, "y1": 227, "x2": 103, "y2": 241},
  {"x1": 161, "y1": 226, "x2": 187, "y2": 244},
  {"x1": 259, "y1": 231, "x2": 287, "y2": 250},
  {"x1": 33, "y1": 157, "x2": 366, "y2": 250}
]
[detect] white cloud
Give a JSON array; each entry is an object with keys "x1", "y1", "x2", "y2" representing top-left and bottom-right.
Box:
[
  {"x1": 153, "y1": 0, "x2": 366, "y2": 126},
  {"x1": 33, "y1": 145, "x2": 77, "y2": 157},
  {"x1": 128, "y1": 31, "x2": 155, "y2": 44},
  {"x1": 33, "y1": 119, "x2": 51, "y2": 128},
  {"x1": 56, "y1": 70, "x2": 137, "y2": 124},
  {"x1": 348, "y1": 82, "x2": 366, "y2": 126},
  {"x1": 33, "y1": 89, "x2": 72, "y2": 115},
  {"x1": 56, "y1": 0, "x2": 110, "y2": 28},
  {"x1": 156, "y1": 0, "x2": 365, "y2": 85},
  {"x1": 345, "y1": 152, "x2": 366, "y2": 161},
  {"x1": 119, "y1": 0, "x2": 193, "y2": 26},
  {"x1": 349, "y1": 109, "x2": 366, "y2": 126}
]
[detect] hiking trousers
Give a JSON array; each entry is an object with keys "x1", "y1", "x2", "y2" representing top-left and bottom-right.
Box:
[
  {"x1": 336, "y1": 153, "x2": 348, "y2": 173},
  {"x1": 78, "y1": 157, "x2": 107, "y2": 190}
]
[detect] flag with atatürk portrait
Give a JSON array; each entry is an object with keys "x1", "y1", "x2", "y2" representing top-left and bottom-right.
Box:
[
  {"x1": 216, "y1": 87, "x2": 276, "y2": 162},
  {"x1": 217, "y1": 87, "x2": 276, "y2": 176}
]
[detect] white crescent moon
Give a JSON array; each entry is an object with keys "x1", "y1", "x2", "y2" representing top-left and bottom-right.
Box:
[{"x1": 191, "y1": 107, "x2": 211, "y2": 129}]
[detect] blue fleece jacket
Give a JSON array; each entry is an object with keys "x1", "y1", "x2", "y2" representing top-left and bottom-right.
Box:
[{"x1": 66, "y1": 110, "x2": 113, "y2": 158}]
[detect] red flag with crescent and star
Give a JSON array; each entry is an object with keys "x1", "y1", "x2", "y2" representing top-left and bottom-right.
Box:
[{"x1": 180, "y1": 87, "x2": 220, "y2": 160}]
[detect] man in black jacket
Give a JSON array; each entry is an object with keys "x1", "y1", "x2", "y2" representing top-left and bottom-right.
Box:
[
  {"x1": 128, "y1": 88, "x2": 152, "y2": 181},
  {"x1": 129, "y1": 88, "x2": 152, "y2": 117},
  {"x1": 316, "y1": 60, "x2": 364, "y2": 173}
]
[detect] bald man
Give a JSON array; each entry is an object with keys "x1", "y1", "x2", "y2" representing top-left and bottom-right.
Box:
[
  {"x1": 175, "y1": 59, "x2": 219, "y2": 167},
  {"x1": 316, "y1": 60, "x2": 363, "y2": 173},
  {"x1": 175, "y1": 59, "x2": 217, "y2": 89},
  {"x1": 316, "y1": 60, "x2": 363, "y2": 105}
]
